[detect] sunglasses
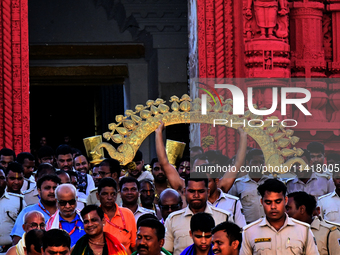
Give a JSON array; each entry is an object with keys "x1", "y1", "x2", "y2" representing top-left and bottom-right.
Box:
[
  {"x1": 58, "y1": 199, "x2": 76, "y2": 206},
  {"x1": 159, "y1": 204, "x2": 181, "y2": 211}
]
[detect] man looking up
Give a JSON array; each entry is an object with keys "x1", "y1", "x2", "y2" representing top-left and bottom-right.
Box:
[
  {"x1": 158, "y1": 188, "x2": 182, "y2": 224},
  {"x1": 286, "y1": 191, "x2": 340, "y2": 255},
  {"x1": 120, "y1": 177, "x2": 155, "y2": 221},
  {"x1": 11, "y1": 174, "x2": 60, "y2": 245},
  {"x1": 97, "y1": 177, "x2": 137, "y2": 254},
  {"x1": 180, "y1": 213, "x2": 215, "y2": 255},
  {"x1": 7, "y1": 211, "x2": 45, "y2": 255},
  {"x1": 0, "y1": 148, "x2": 15, "y2": 170},
  {"x1": 211, "y1": 222, "x2": 242, "y2": 255},
  {"x1": 164, "y1": 177, "x2": 232, "y2": 255},
  {"x1": 17, "y1": 152, "x2": 36, "y2": 193},
  {"x1": 46, "y1": 183, "x2": 85, "y2": 247},
  {"x1": 6, "y1": 162, "x2": 25, "y2": 194},
  {"x1": 0, "y1": 167, "x2": 26, "y2": 253},
  {"x1": 136, "y1": 219, "x2": 165, "y2": 255},
  {"x1": 240, "y1": 179, "x2": 319, "y2": 255},
  {"x1": 41, "y1": 229, "x2": 71, "y2": 255}
]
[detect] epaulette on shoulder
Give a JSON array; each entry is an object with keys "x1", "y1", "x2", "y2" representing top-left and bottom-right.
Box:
[
  {"x1": 90, "y1": 188, "x2": 98, "y2": 193},
  {"x1": 224, "y1": 193, "x2": 239, "y2": 201},
  {"x1": 243, "y1": 218, "x2": 262, "y2": 231},
  {"x1": 8, "y1": 192, "x2": 24, "y2": 198},
  {"x1": 285, "y1": 178, "x2": 295, "y2": 184},
  {"x1": 234, "y1": 175, "x2": 247, "y2": 183},
  {"x1": 167, "y1": 208, "x2": 185, "y2": 220},
  {"x1": 318, "y1": 192, "x2": 332, "y2": 200},
  {"x1": 324, "y1": 220, "x2": 340, "y2": 227},
  {"x1": 291, "y1": 218, "x2": 310, "y2": 228},
  {"x1": 315, "y1": 173, "x2": 331, "y2": 180},
  {"x1": 211, "y1": 206, "x2": 232, "y2": 216},
  {"x1": 23, "y1": 188, "x2": 34, "y2": 195}
]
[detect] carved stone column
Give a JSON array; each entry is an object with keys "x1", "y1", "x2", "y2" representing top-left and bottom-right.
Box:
[{"x1": 0, "y1": 0, "x2": 30, "y2": 152}]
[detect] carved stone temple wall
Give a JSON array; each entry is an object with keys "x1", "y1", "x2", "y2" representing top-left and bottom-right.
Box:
[
  {"x1": 191, "y1": 0, "x2": 340, "y2": 157},
  {"x1": 0, "y1": 0, "x2": 30, "y2": 153}
]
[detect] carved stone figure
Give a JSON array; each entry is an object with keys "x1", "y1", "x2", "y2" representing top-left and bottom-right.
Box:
[{"x1": 246, "y1": 0, "x2": 288, "y2": 39}]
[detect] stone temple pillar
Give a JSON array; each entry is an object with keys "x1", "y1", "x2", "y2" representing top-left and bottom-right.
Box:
[{"x1": 0, "y1": 0, "x2": 30, "y2": 153}]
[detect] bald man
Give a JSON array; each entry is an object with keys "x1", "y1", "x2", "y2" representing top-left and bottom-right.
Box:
[
  {"x1": 158, "y1": 188, "x2": 183, "y2": 224},
  {"x1": 6, "y1": 211, "x2": 45, "y2": 255},
  {"x1": 46, "y1": 184, "x2": 85, "y2": 246}
]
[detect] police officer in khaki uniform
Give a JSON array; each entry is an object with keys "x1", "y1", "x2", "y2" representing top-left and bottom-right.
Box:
[
  {"x1": 318, "y1": 170, "x2": 340, "y2": 224},
  {"x1": 286, "y1": 191, "x2": 340, "y2": 255},
  {"x1": 0, "y1": 167, "x2": 26, "y2": 254},
  {"x1": 240, "y1": 179, "x2": 319, "y2": 255}
]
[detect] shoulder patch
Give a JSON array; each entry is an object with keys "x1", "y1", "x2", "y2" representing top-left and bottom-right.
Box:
[
  {"x1": 167, "y1": 208, "x2": 185, "y2": 220},
  {"x1": 331, "y1": 226, "x2": 338, "y2": 231},
  {"x1": 211, "y1": 206, "x2": 232, "y2": 217},
  {"x1": 90, "y1": 188, "x2": 98, "y2": 193},
  {"x1": 324, "y1": 220, "x2": 340, "y2": 227},
  {"x1": 8, "y1": 192, "x2": 24, "y2": 198},
  {"x1": 291, "y1": 218, "x2": 310, "y2": 228},
  {"x1": 285, "y1": 178, "x2": 295, "y2": 184},
  {"x1": 318, "y1": 192, "x2": 332, "y2": 200},
  {"x1": 224, "y1": 193, "x2": 239, "y2": 201},
  {"x1": 243, "y1": 218, "x2": 262, "y2": 231}
]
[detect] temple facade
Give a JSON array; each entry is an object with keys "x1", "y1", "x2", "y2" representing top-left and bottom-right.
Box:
[{"x1": 0, "y1": 0, "x2": 339, "y2": 160}]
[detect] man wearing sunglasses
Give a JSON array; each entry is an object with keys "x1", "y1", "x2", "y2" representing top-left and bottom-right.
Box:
[
  {"x1": 46, "y1": 184, "x2": 85, "y2": 247},
  {"x1": 6, "y1": 211, "x2": 45, "y2": 255},
  {"x1": 158, "y1": 188, "x2": 182, "y2": 224}
]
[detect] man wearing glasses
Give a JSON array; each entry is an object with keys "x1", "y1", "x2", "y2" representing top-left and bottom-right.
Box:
[
  {"x1": 6, "y1": 211, "x2": 45, "y2": 255},
  {"x1": 46, "y1": 184, "x2": 85, "y2": 247},
  {"x1": 158, "y1": 188, "x2": 182, "y2": 224}
]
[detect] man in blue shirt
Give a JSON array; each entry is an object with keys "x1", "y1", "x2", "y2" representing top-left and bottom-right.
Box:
[
  {"x1": 46, "y1": 183, "x2": 85, "y2": 246},
  {"x1": 11, "y1": 174, "x2": 61, "y2": 245}
]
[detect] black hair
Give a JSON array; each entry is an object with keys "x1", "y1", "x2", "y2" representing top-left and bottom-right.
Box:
[
  {"x1": 190, "y1": 212, "x2": 215, "y2": 232},
  {"x1": 71, "y1": 148, "x2": 82, "y2": 156},
  {"x1": 287, "y1": 192, "x2": 316, "y2": 216},
  {"x1": 133, "y1": 150, "x2": 143, "y2": 162},
  {"x1": 139, "y1": 178, "x2": 154, "y2": 188},
  {"x1": 138, "y1": 219, "x2": 165, "y2": 240},
  {"x1": 257, "y1": 179, "x2": 287, "y2": 197},
  {"x1": 42, "y1": 229, "x2": 71, "y2": 250},
  {"x1": 176, "y1": 156, "x2": 191, "y2": 170},
  {"x1": 300, "y1": 149, "x2": 311, "y2": 163},
  {"x1": 74, "y1": 154, "x2": 89, "y2": 163},
  {"x1": 246, "y1": 149, "x2": 263, "y2": 162},
  {"x1": 307, "y1": 142, "x2": 325, "y2": 154},
  {"x1": 150, "y1": 158, "x2": 159, "y2": 168},
  {"x1": 37, "y1": 174, "x2": 61, "y2": 189},
  {"x1": 0, "y1": 148, "x2": 16, "y2": 160},
  {"x1": 55, "y1": 144, "x2": 73, "y2": 157},
  {"x1": 99, "y1": 158, "x2": 121, "y2": 178},
  {"x1": 36, "y1": 163, "x2": 56, "y2": 180},
  {"x1": 37, "y1": 146, "x2": 54, "y2": 159},
  {"x1": 67, "y1": 170, "x2": 78, "y2": 179},
  {"x1": 185, "y1": 177, "x2": 209, "y2": 188},
  {"x1": 81, "y1": 204, "x2": 104, "y2": 219},
  {"x1": 16, "y1": 152, "x2": 35, "y2": 164},
  {"x1": 119, "y1": 176, "x2": 140, "y2": 191},
  {"x1": 25, "y1": 229, "x2": 45, "y2": 253},
  {"x1": 327, "y1": 153, "x2": 340, "y2": 162},
  {"x1": 98, "y1": 177, "x2": 117, "y2": 194},
  {"x1": 212, "y1": 222, "x2": 242, "y2": 250},
  {"x1": 191, "y1": 146, "x2": 204, "y2": 154},
  {"x1": 5, "y1": 162, "x2": 23, "y2": 175},
  {"x1": 137, "y1": 213, "x2": 159, "y2": 228}
]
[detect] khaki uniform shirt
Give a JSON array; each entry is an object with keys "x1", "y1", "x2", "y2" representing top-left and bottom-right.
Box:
[
  {"x1": 207, "y1": 188, "x2": 246, "y2": 228},
  {"x1": 164, "y1": 203, "x2": 232, "y2": 255},
  {"x1": 318, "y1": 190, "x2": 340, "y2": 224},
  {"x1": 0, "y1": 190, "x2": 26, "y2": 246},
  {"x1": 286, "y1": 173, "x2": 335, "y2": 198},
  {"x1": 228, "y1": 174, "x2": 274, "y2": 223},
  {"x1": 23, "y1": 185, "x2": 39, "y2": 206},
  {"x1": 86, "y1": 188, "x2": 122, "y2": 206},
  {"x1": 20, "y1": 176, "x2": 35, "y2": 194},
  {"x1": 133, "y1": 205, "x2": 155, "y2": 222},
  {"x1": 311, "y1": 216, "x2": 340, "y2": 255},
  {"x1": 240, "y1": 214, "x2": 319, "y2": 255}
]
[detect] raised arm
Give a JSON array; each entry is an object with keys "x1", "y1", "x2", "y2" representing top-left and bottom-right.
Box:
[
  {"x1": 218, "y1": 127, "x2": 247, "y2": 193},
  {"x1": 155, "y1": 121, "x2": 185, "y2": 192}
]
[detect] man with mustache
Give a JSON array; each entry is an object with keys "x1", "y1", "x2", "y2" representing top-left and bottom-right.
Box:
[
  {"x1": 140, "y1": 179, "x2": 162, "y2": 219},
  {"x1": 11, "y1": 174, "x2": 60, "y2": 245},
  {"x1": 180, "y1": 213, "x2": 215, "y2": 255},
  {"x1": 151, "y1": 158, "x2": 170, "y2": 204},
  {"x1": 6, "y1": 162, "x2": 25, "y2": 194},
  {"x1": 240, "y1": 179, "x2": 319, "y2": 255},
  {"x1": 211, "y1": 222, "x2": 241, "y2": 255},
  {"x1": 136, "y1": 219, "x2": 165, "y2": 255}
]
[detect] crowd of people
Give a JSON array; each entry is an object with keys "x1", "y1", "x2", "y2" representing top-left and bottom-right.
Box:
[{"x1": 0, "y1": 123, "x2": 340, "y2": 255}]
